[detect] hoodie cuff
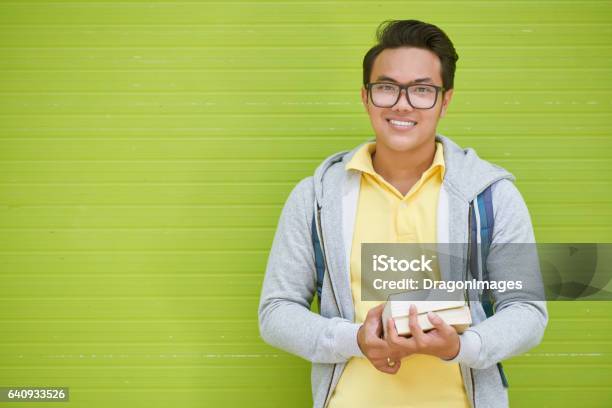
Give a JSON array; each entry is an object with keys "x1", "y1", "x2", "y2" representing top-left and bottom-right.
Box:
[
  {"x1": 441, "y1": 330, "x2": 482, "y2": 366},
  {"x1": 336, "y1": 322, "x2": 365, "y2": 359}
]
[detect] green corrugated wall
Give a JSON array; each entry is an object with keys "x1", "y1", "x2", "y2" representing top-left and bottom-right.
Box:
[{"x1": 0, "y1": 1, "x2": 611, "y2": 407}]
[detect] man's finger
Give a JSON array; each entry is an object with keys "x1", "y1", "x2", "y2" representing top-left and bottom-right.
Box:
[
  {"x1": 387, "y1": 359, "x2": 401, "y2": 374},
  {"x1": 386, "y1": 317, "x2": 410, "y2": 348},
  {"x1": 375, "y1": 359, "x2": 402, "y2": 375},
  {"x1": 364, "y1": 304, "x2": 383, "y2": 328},
  {"x1": 408, "y1": 304, "x2": 426, "y2": 342},
  {"x1": 364, "y1": 303, "x2": 386, "y2": 337},
  {"x1": 386, "y1": 317, "x2": 398, "y2": 341},
  {"x1": 368, "y1": 302, "x2": 386, "y2": 318},
  {"x1": 386, "y1": 317, "x2": 402, "y2": 347},
  {"x1": 427, "y1": 311, "x2": 454, "y2": 336},
  {"x1": 386, "y1": 317, "x2": 414, "y2": 360}
]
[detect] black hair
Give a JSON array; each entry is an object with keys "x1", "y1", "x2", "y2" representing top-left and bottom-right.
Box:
[{"x1": 363, "y1": 19, "x2": 459, "y2": 90}]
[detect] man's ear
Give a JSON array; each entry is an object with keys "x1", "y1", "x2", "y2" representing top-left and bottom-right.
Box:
[
  {"x1": 361, "y1": 86, "x2": 368, "y2": 109},
  {"x1": 439, "y1": 88, "x2": 454, "y2": 118}
]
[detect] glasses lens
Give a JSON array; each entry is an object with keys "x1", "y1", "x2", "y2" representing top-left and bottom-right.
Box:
[
  {"x1": 370, "y1": 83, "x2": 400, "y2": 107},
  {"x1": 408, "y1": 85, "x2": 437, "y2": 109}
]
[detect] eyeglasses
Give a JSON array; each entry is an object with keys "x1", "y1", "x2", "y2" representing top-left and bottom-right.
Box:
[{"x1": 366, "y1": 82, "x2": 445, "y2": 109}]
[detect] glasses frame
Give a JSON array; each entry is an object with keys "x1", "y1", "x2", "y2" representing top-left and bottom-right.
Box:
[{"x1": 366, "y1": 82, "x2": 446, "y2": 109}]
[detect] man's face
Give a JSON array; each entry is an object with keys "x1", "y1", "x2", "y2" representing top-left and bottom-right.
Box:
[{"x1": 360, "y1": 47, "x2": 454, "y2": 153}]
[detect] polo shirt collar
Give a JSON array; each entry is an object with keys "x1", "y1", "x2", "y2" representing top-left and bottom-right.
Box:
[{"x1": 345, "y1": 141, "x2": 446, "y2": 180}]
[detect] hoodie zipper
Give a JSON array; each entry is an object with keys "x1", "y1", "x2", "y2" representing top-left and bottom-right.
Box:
[
  {"x1": 469, "y1": 368, "x2": 476, "y2": 408},
  {"x1": 315, "y1": 204, "x2": 342, "y2": 408},
  {"x1": 315, "y1": 204, "x2": 343, "y2": 319}
]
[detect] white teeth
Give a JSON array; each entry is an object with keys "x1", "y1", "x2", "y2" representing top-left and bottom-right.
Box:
[{"x1": 389, "y1": 119, "x2": 416, "y2": 127}]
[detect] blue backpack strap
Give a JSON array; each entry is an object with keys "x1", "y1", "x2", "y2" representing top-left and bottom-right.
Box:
[
  {"x1": 311, "y1": 214, "x2": 325, "y2": 308},
  {"x1": 471, "y1": 184, "x2": 509, "y2": 388},
  {"x1": 477, "y1": 185, "x2": 495, "y2": 318}
]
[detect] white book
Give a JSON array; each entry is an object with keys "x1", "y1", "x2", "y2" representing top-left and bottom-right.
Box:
[{"x1": 382, "y1": 291, "x2": 472, "y2": 338}]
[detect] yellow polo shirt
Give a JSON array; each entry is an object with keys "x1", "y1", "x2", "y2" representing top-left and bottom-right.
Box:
[{"x1": 327, "y1": 141, "x2": 469, "y2": 408}]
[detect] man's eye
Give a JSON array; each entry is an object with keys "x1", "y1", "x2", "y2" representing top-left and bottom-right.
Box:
[{"x1": 414, "y1": 87, "x2": 433, "y2": 93}]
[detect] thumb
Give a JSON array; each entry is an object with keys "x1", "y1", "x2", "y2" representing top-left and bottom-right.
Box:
[{"x1": 427, "y1": 311, "x2": 452, "y2": 335}]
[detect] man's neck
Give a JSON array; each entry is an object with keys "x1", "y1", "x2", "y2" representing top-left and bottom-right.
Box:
[{"x1": 371, "y1": 138, "x2": 437, "y2": 196}]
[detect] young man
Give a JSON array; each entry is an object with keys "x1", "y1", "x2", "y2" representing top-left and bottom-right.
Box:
[{"x1": 258, "y1": 20, "x2": 547, "y2": 408}]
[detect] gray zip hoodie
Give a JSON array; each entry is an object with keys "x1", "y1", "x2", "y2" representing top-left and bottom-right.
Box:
[{"x1": 258, "y1": 134, "x2": 548, "y2": 408}]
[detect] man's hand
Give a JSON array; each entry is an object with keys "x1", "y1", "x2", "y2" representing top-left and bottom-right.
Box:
[
  {"x1": 385, "y1": 304, "x2": 460, "y2": 361},
  {"x1": 357, "y1": 303, "x2": 402, "y2": 374}
]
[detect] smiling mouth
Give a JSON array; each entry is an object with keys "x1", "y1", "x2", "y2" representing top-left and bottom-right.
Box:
[{"x1": 387, "y1": 119, "x2": 418, "y2": 129}]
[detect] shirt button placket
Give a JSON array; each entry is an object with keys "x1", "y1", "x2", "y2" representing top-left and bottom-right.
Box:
[{"x1": 396, "y1": 200, "x2": 415, "y2": 242}]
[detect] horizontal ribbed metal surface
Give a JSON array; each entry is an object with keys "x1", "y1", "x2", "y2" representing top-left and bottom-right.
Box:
[{"x1": 0, "y1": 1, "x2": 611, "y2": 406}]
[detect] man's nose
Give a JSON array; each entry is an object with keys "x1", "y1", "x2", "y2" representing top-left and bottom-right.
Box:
[{"x1": 392, "y1": 88, "x2": 415, "y2": 112}]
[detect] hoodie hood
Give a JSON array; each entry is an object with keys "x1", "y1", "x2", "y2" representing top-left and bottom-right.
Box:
[{"x1": 313, "y1": 134, "x2": 515, "y2": 206}]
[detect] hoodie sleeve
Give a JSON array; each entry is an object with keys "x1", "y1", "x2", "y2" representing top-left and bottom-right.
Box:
[
  {"x1": 258, "y1": 176, "x2": 365, "y2": 364},
  {"x1": 444, "y1": 178, "x2": 548, "y2": 369}
]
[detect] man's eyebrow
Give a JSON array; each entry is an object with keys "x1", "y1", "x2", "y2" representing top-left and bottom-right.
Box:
[{"x1": 375, "y1": 75, "x2": 434, "y2": 85}]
